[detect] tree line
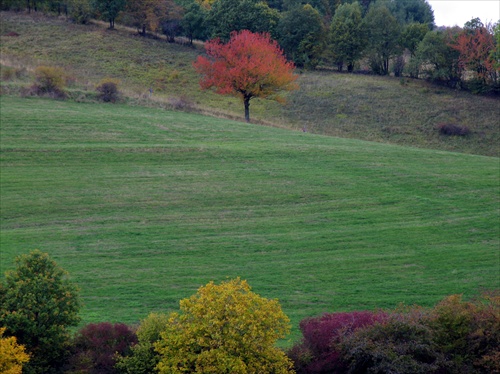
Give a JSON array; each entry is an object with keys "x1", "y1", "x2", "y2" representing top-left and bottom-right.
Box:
[
  {"x1": 1, "y1": 250, "x2": 499, "y2": 373},
  {"x1": 2, "y1": 0, "x2": 499, "y2": 93}
]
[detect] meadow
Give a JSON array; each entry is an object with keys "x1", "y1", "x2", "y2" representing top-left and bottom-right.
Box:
[
  {"x1": 1, "y1": 95, "x2": 498, "y2": 342},
  {"x1": 1, "y1": 11, "x2": 499, "y2": 157}
]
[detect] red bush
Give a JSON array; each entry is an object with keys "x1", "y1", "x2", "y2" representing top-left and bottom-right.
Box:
[
  {"x1": 288, "y1": 311, "x2": 388, "y2": 374},
  {"x1": 68, "y1": 322, "x2": 137, "y2": 374}
]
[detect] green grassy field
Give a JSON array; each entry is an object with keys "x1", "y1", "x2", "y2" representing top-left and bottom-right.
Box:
[{"x1": 1, "y1": 95, "x2": 498, "y2": 342}]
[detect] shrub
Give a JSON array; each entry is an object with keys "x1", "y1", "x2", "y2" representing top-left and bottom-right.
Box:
[
  {"x1": 429, "y1": 293, "x2": 500, "y2": 373},
  {"x1": 96, "y1": 78, "x2": 121, "y2": 103},
  {"x1": 115, "y1": 313, "x2": 169, "y2": 374},
  {"x1": 32, "y1": 66, "x2": 67, "y2": 98},
  {"x1": 68, "y1": 322, "x2": 137, "y2": 374},
  {"x1": 437, "y1": 123, "x2": 470, "y2": 136},
  {"x1": 288, "y1": 311, "x2": 388, "y2": 373},
  {"x1": 155, "y1": 278, "x2": 294, "y2": 373},
  {"x1": 340, "y1": 309, "x2": 445, "y2": 374},
  {"x1": 1, "y1": 67, "x2": 15, "y2": 81},
  {"x1": 67, "y1": 0, "x2": 93, "y2": 24},
  {"x1": 0, "y1": 327, "x2": 30, "y2": 374}
]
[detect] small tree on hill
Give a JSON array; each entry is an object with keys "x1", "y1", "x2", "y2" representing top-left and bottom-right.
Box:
[
  {"x1": 451, "y1": 18, "x2": 497, "y2": 89},
  {"x1": 0, "y1": 250, "x2": 81, "y2": 374},
  {"x1": 362, "y1": 2, "x2": 402, "y2": 75},
  {"x1": 276, "y1": 4, "x2": 326, "y2": 69},
  {"x1": 193, "y1": 30, "x2": 298, "y2": 122},
  {"x1": 327, "y1": 1, "x2": 365, "y2": 72},
  {"x1": 92, "y1": 0, "x2": 126, "y2": 29},
  {"x1": 155, "y1": 278, "x2": 294, "y2": 373}
]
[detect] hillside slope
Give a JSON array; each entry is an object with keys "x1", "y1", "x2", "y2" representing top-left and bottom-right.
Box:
[
  {"x1": 1, "y1": 96, "x2": 498, "y2": 341},
  {"x1": 1, "y1": 11, "x2": 499, "y2": 156}
]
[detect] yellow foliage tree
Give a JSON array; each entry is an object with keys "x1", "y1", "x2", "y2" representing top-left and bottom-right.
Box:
[
  {"x1": 0, "y1": 327, "x2": 30, "y2": 374},
  {"x1": 155, "y1": 278, "x2": 294, "y2": 373}
]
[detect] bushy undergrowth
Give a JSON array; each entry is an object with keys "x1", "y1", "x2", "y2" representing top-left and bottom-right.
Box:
[
  {"x1": 288, "y1": 311, "x2": 388, "y2": 374},
  {"x1": 115, "y1": 313, "x2": 169, "y2": 374},
  {"x1": 289, "y1": 292, "x2": 500, "y2": 374},
  {"x1": 96, "y1": 78, "x2": 121, "y2": 103},
  {"x1": 67, "y1": 322, "x2": 137, "y2": 374},
  {"x1": 437, "y1": 123, "x2": 471, "y2": 136},
  {"x1": 30, "y1": 65, "x2": 67, "y2": 99}
]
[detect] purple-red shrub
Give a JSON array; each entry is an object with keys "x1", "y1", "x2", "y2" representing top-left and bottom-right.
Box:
[
  {"x1": 68, "y1": 322, "x2": 137, "y2": 374},
  {"x1": 288, "y1": 311, "x2": 388, "y2": 374},
  {"x1": 437, "y1": 123, "x2": 470, "y2": 136}
]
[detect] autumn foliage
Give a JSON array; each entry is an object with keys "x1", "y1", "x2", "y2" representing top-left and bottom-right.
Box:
[
  {"x1": 155, "y1": 278, "x2": 294, "y2": 373},
  {"x1": 68, "y1": 322, "x2": 137, "y2": 373},
  {"x1": 193, "y1": 30, "x2": 298, "y2": 122},
  {"x1": 0, "y1": 327, "x2": 30, "y2": 374},
  {"x1": 452, "y1": 25, "x2": 497, "y2": 84},
  {"x1": 288, "y1": 311, "x2": 388, "y2": 373}
]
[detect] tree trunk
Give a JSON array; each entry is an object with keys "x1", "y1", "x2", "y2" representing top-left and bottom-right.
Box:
[
  {"x1": 109, "y1": 19, "x2": 114, "y2": 29},
  {"x1": 244, "y1": 96, "x2": 250, "y2": 122}
]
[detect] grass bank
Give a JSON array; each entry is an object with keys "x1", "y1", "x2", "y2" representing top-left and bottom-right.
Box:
[
  {"x1": 1, "y1": 95, "x2": 498, "y2": 342},
  {"x1": 1, "y1": 11, "x2": 499, "y2": 156}
]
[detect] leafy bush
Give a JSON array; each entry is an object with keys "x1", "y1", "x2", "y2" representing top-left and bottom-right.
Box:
[
  {"x1": 288, "y1": 311, "x2": 388, "y2": 373},
  {"x1": 67, "y1": 322, "x2": 137, "y2": 374},
  {"x1": 340, "y1": 309, "x2": 445, "y2": 374},
  {"x1": 0, "y1": 327, "x2": 30, "y2": 374},
  {"x1": 67, "y1": 0, "x2": 93, "y2": 24},
  {"x1": 32, "y1": 66, "x2": 67, "y2": 98},
  {"x1": 437, "y1": 123, "x2": 470, "y2": 136},
  {"x1": 115, "y1": 313, "x2": 169, "y2": 374},
  {"x1": 289, "y1": 293, "x2": 499, "y2": 374},
  {"x1": 96, "y1": 78, "x2": 121, "y2": 103},
  {"x1": 155, "y1": 278, "x2": 294, "y2": 373},
  {"x1": 429, "y1": 293, "x2": 500, "y2": 373}
]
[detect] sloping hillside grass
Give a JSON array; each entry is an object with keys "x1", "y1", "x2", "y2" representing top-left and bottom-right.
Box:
[
  {"x1": 1, "y1": 11, "x2": 499, "y2": 156},
  {"x1": 1, "y1": 95, "x2": 498, "y2": 342}
]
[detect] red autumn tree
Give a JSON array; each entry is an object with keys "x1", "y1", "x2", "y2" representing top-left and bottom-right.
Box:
[
  {"x1": 193, "y1": 30, "x2": 298, "y2": 122},
  {"x1": 451, "y1": 20, "x2": 497, "y2": 84}
]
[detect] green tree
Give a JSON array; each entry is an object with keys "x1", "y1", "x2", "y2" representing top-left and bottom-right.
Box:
[
  {"x1": 181, "y1": 1, "x2": 209, "y2": 44},
  {"x1": 491, "y1": 22, "x2": 500, "y2": 73},
  {"x1": 92, "y1": 0, "x2": 126, "y2": 29},
  {"x1": 386, "y1": 0, "x2": 434, "y2": 28},
  {"x1": 276, "y1": 4, "x2": 325, "y2": 68},
  {"x1": 411, "y1": 29, "x2": 461, "y2": 84},
  {"x1": 115, "y1": 313, "x2": 169, "y2": 374},
  {"x1": 327, "y1": 1, "x2": 365, "y2": 72},
  {"x1": 282, "y1": 0, "x2": 335, "y2": 17},
  {"x1": 206, "y1": 0, "x2": 280, "y2": 40},
  {"x1": 155, "y1": 278, "x2": 294, "y2": 373},
  {"x1": 67, "y1": 0, "x2": 93, "y2": 24},
  {"x1": 400, "y1": 22, "x2": 430, "y2": 56},
  {"x1": 0, "y1": 250, "x2": 81, "y2": 374},
  {"x1": 362, "y1": 2, "x2": 401, "y2": 75}
]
